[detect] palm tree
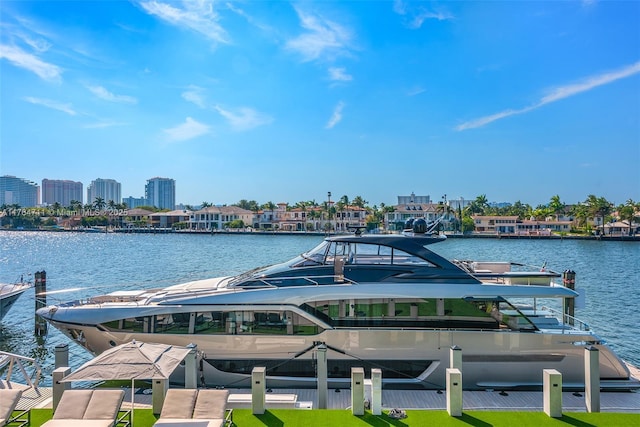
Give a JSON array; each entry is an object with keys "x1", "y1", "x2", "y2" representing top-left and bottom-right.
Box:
[
  {"x1": 585, "y1": 195, "x2": 612, "y2": 235},
  {"x1": 68, "y1": 200, "x2": 83, "y2": 216},
  {"x1": 93, "y1": 197, "x2": 106, "y2": 210},
  {"x1": 201, "y1": 201, "x2": 212, "y2": 208},
  {"x1": 548, "y1": 195, "x2": 565, "y2": 220},
  {"x1": 618, "y1": 199, "x2": 636, "y2": 236},
  {"x1": 352, "y1": 196, "x2": 367, "y2": 208},
  {"x1": 571, "y1": 203, "x2": 589, "y2": 233}
]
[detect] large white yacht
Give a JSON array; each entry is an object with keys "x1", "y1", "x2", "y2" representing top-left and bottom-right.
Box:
[{"x1": 37, "y1": 220, "x2": 638, "y2": 390}]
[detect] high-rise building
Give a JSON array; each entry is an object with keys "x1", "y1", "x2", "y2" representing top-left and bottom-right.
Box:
[
  {"x1": 123, "y1": 196, "x2": 147, "y2": 209},
  {"x1": 42, "y1": 179, "x2": 83, "y2": 206},
  {"x1": 0, "y1": 175, "x2": 40, "y2": 207},
  {"x1": 145, "y1": 177, "x2": 175, "y2": 210},
  {"x1": 87, "y1": 178, "x2": 121, "y2": 205}
]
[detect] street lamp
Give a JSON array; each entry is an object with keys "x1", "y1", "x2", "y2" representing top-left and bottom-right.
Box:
[{"x1": 327, "y1": 192, "x2": 332, "y2": 229}]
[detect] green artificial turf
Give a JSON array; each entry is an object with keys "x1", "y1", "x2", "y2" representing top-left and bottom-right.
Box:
[
  {"x1": 232, "y1": 409, "x2": 640, "y2": 427},
  {"x1": 26, "y1": 408, "x2": 640, "y2": 427}
]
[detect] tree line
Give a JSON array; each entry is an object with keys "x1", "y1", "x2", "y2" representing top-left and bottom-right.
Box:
[{"x1": 2, "y1": 193, "x2": 638, "y2": 233}]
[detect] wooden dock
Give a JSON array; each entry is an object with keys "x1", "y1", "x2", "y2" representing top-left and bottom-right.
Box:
[{"x1": 5, "y1": 383, "x2": 639, "y2": 413}]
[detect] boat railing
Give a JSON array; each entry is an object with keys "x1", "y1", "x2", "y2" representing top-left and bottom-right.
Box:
[
  {"x1": 541, "y1": 306, "x2": 590, "y2": 332},
  {"x1": 254, "y1": 275, "x2": 358, "y2": 288},
  {"x1": 0, "y1": 350, "x2": 42, "y2": 389}
]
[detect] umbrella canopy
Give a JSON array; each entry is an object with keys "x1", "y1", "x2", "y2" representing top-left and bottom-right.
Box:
[{"x1": 62, "y1": 340, "x2": 193, "y2": 382}]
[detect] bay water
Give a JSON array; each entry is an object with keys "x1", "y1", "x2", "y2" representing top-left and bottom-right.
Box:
[{"x1": 1, "y1": 230, "x2": 638, "y2": 386}]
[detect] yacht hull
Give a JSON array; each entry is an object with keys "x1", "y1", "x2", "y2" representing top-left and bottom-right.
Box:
[{"x1": 51, "y1": 321, "x2": 636, "y2": 391}]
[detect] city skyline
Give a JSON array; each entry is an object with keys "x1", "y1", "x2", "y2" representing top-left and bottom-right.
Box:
[
  {"x1": 1, "y1": 172, "x2": 637, "y2": 210},
  {"x1": 1, "y1": 1, "x2": 638, "y2": 207}
]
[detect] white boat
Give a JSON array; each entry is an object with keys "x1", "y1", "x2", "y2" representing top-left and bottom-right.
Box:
[
  {"x1": 0, "y1": 278, "x2": 32, "y2": 320},
  {"x1": 37, "y1": 220, "x2": 639, "y2": 390}
]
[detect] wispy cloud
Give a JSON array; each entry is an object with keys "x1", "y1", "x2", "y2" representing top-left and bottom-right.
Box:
[
  {"x1": 393, "y1": 0, "x2": 454, "y2": 29},
  {"x1": 456, "y1": 61, "x2": 640, "y2": 131},
  {"x1": 214, "y1": 105, "x2": 273, "y2": 131},
  {"x1": 286, "y1": 7, "x2": 354, "y2": 62},
  {"x1": 23, "y1": 96, "x2": 76, "y2": 115},
  {"x1": 328, "y1": 67, "x2": 352, "y2": 82},
  {"x1": 326, "y1": 101, "x2": 345, "y2": 129},
  {"x1": 163, "y1": 117, "x2": 210, "y2": 141},
  {"x1": 0, "y1": 44, "x2": 62, "y2": 82},
  {"x1": 225, "y1": 2, "x2": 272, "y2": 32},
  {"x1": 407, "y1": 86, "x2": 426, "y2": 96},
  {"x1": 87, "y1": 85, "x2": 137, "y2": 104},
  {"x1": 83, "y1": 121, "x2": 128, "y2": 129},
  {"x1": 182, "y1": 86, "x2": 206, "y2": 108},
  {"x1": 138, "y1": 0, "x2": 230, "y2": 44}
]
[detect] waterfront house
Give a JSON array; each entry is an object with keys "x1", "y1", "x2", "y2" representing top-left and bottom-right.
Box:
[
  {"x1": 120, "y1": 208, "x2": 154, "y2": 228},
  {"x1": 189, "y1": 206, "x2": 254, "y2": 230},
  {"x1": 149, "y1": 210, "x2": 192, "y2": 229},
  {"x1": 604, "y1": 221, "x2": 640, "y2": 236},
  {"x1": 472, "y1": 216, "x2": 519, "y2": 234},
  {"x1": 471, "y1": 216, "x2": 572, "y2": 235}
]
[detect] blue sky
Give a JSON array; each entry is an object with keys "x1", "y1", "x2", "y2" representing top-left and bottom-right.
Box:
[{"x1": 1, "y1": 0, "x2": 638, "y2": 208}]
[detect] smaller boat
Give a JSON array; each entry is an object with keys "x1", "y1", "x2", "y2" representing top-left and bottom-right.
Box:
[{"x1": 0, "y1": 277, "x2": 32, "y2": 320}]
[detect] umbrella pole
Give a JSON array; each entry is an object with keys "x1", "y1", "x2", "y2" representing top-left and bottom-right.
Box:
[{"x1": 131, "y1": 378, "x2": 135, "y2": 427}]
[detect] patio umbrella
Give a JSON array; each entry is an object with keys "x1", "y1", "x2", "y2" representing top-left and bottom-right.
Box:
[{"x1": 61, "y1": 340, "x2": 193, "y2": 425}]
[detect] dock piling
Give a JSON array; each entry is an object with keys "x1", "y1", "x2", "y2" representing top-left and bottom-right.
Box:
[
  {"x1": 34, "y1": 270, "x2": 47, "y2": 336},
  {"x1": 317, "y1": 344, "x2": 328, "y2": 409},
  {"x1": 446, "y1": 368, "x2": 462, "y2": 417},
  {"x1": 252, "y1": 367, "x2": 266, "y2": 415},
  {"x1": 585, "y1": 346, "x2": 601, "y2": 412},
  {"x1": 351, "y1": 367, "x2": 365, "y2": 415},
  {"x1": 543, "y1": 369, "x2": 562, "y2": 417}
]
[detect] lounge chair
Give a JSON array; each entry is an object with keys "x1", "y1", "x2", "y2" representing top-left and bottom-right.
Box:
[
  {"x1": 41, "y1": 389, "x2": 129, "y2": 427},
  {"x1": 154, "y1": 389, "x2": 231, "y2": 427},
  {"x1": 0, "y1": 389, "x2": 29, "y2": 427}
]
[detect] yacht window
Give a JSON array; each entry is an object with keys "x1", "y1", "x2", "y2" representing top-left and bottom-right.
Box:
[
  {"x1": 194, "y1": 310, "x2": 321, "y2": 335},
  {"x1": 101, "y1": 317, "x2": 145, "y2": 332},
  {"x1": 391, "y1": 248, "x2": 433, "y2": 266}
]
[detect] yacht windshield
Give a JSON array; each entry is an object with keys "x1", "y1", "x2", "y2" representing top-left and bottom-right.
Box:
[
  {"x1": 294, "y1": 239, "x2": 435, "y2": 267},
  {"x1": 295, "y1": 240, "x2": 331, "y2": 266},
  {"x1": 226, "y1": 265, "x2": 270, "y2": 286}
]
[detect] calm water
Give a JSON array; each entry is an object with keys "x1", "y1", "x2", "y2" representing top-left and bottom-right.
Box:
[{"x1": 1, "y1": 231, "x2": 638, "y2": 385}]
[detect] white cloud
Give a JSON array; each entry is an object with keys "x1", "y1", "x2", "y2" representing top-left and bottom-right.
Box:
[
  {"x1": 286, "y1": 7, "x2": 354, "y2": 62},
  {"x1": 83, "y1": 121, "x2": 128, "y2": 129},
  {"x1": 328, "y1": 67, "x2": 352, "y2": 82},
  {"x1": 326, "y1": 101, "x2": 344, "y2": 129},
  {"x1": 138, "y1": 0, "x2": 229, "y2": 44},
  {"x1": 456, "y1": 61, "x2": 640, "y2": 131},
  {"x1": 163, "y1": 117, "x2": 210, "y2": 141},
  {"x1": 23, "y1": 96, "x2": 76, "y2": 115},
  {"x1": 410, "y1": 10, "x2": 454, "y2": 29},
  {"x1": 87, "y1": 85, "x2": 137, "y2": 104},
  {"x1": 214, "y1": 105, "x2": 273, "y2": 131},
  {"x1": 0, "y1": 44, "x2": 62, "y2": 82},
  {"x1": 393, "y1": 1, "x2": 454, "y2": 29},
  {"x1": 182, "y1": 86, "x2": 206, "y2": 108}
]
